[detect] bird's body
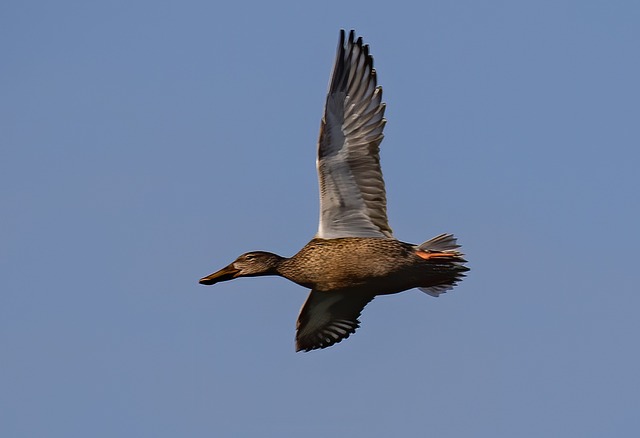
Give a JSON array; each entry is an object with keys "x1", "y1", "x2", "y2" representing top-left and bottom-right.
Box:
[
  {"x1": 280, "y1": 238, "x2": 460, "y2": 295},
  {"x1": 200, "y1": 30, "x2": 469, "y2": 352}
]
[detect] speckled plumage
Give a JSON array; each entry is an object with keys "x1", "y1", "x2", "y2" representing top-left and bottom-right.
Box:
[{"x1": 279, "y1": 238, "x2": 466, "y2": 294}]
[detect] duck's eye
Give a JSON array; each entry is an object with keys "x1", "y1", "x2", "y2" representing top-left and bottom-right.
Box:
[{"x1": 244, "y1": 254, "x2": 255, "y2": 261}]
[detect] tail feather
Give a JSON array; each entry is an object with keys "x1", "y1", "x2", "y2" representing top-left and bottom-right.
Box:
[
  {"x1": 417, "y1": 233, "x2": 468, "y2": 298},
  {"x1": 418, "y1": 233, "x2": 461, "y2": 252}
]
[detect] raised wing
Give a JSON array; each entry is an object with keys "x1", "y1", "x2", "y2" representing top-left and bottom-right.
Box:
[
  {"x1": 316, "y1": 30, "x2": 392, "y2": 239},
  {"x1": 295, "y1": 289, "x2": 375, "y2": 352}
]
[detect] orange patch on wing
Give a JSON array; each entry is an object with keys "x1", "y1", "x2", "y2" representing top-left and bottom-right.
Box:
[{"x1": 415, "y1": 250, "x2": 455, "y2": 260}]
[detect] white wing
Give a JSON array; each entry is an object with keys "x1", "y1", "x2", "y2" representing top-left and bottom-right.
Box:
[{"x1": 316, "y1": 30, "x2": 392, "y2": 239}]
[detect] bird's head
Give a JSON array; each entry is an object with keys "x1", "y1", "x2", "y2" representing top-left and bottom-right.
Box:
[{"x1": 199, "y1": 251, "x2": 284, "y2": 285}]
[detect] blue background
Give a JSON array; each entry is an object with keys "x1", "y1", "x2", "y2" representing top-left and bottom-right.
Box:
[{"x1": 3, "y1": 1, "x2": 639, "y2": 436}]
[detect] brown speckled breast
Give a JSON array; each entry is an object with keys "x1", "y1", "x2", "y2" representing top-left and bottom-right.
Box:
[{"x1": 277, "y1": 237, "x2": 458, "y2": 294}]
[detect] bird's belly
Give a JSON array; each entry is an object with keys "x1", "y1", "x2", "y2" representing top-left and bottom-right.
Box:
[{"x1": 292, "y1": 262, "x2": 423, "y2": 294}]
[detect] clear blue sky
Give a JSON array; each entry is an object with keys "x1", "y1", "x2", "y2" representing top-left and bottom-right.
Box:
[{"x1": 2, "y1": 1, "x2": 639, "y2": 436}]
